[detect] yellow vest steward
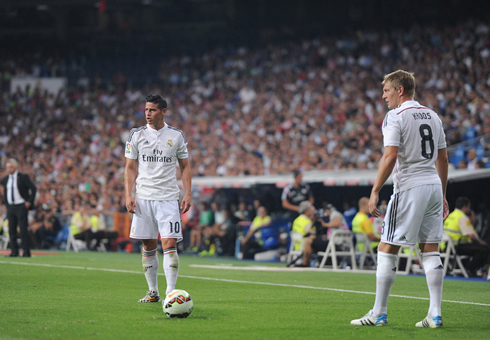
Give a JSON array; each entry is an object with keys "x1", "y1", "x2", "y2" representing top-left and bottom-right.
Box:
[
  {"x1": 292, "y1": 214, "x2": 313, "y2": 236},
  {"x1": 443, "y1": 209, "x2": 470, "y2": 243},
  {"x1": 352, "y1": 212, "x2": 378, "y2": 250},
  {"x1": 292, "y1": 215, "x2": 313, "y2": 251},
  {"x1": 70, "y1": 212, "x2": 84, "y2": 236}
]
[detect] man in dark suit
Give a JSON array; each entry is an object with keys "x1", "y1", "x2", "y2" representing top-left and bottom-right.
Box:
[{"x1": 0, "y1": 159, "x2": 37, "y2": 257}]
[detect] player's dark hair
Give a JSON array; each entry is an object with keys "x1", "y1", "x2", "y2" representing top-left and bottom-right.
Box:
[
  {"x1": 146, "y1": 94, "x2": 167, "y2": 110},
  {"x1": 455, "y1": 197, "x2": 471, "y2": 210}
]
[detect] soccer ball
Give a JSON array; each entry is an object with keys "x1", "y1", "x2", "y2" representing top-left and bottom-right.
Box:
[{"x1": 163, "y1": 289, "x2": 193, "y2": 318}]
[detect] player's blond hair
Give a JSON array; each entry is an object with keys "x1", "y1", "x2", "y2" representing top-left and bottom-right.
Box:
[{"x1": 382, "y1": 70, "x2": 416, "y2": 99}]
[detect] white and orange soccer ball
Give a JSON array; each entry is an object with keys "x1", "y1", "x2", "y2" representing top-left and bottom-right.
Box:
[{"x1": 163, "y1": 289, "x2": 193, "y2": 318}]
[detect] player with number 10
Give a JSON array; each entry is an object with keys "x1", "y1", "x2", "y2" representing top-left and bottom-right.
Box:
[
  {"x1": 125, "y1": 94, "x2": 192, "y2": 303},
  {"x1": 351, "y1": 70, "x2": 449, "y2": 328}
]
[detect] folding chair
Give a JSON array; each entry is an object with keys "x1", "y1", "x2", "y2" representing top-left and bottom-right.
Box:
[
  {"x1": 355, "y1": 233, "x2": 377, "y2": 270},
  {"x1": 439, "y1": 234, "x2": 468, "y2": 278},
  {"x1": 397, "y1": 245, "x2": 423, "y2": 275},
  {"x1": 318, "y1": 230, "x2": 356, "y2": 270},
  {"x1": 286, "y1": 231, "x2": 305, "y2": 267}
]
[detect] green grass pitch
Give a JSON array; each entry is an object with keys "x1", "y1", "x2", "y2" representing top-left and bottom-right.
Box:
[{"x1": 1, "y1": 252, "x2": 489, "y2": 339}]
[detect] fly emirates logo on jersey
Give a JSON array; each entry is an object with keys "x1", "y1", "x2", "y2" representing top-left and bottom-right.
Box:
[{"x1": 141, "y1": 149, "x2": 173, "y2": 163}]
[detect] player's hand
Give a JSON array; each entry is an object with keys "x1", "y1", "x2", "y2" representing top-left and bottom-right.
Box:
[
  {"x1": 126, "y1": 195, "x2": 135, "y2": 214},
  {"x1": 180, "y1": 194, "x2": 191, "y2": 214},
  {"x1": 369, "y1": 192, "x2": 380, "y2": 217},
  {"x1": 442, "y1": 198, "x2": 449, "y2": 221}
]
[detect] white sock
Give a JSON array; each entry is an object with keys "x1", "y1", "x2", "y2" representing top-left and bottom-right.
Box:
[
  {"x1": 163, "y1": 247, "x2": 179, "y2": 295},
  {"x1": 422, "y1": 251, "x2": 444, "y2": 318},
  {"x1": 372, "y1": 251, "x2": 397, "y2": 316},
  {"x1": 142, "y1": 248, "x2": 159, "y2": 294}
]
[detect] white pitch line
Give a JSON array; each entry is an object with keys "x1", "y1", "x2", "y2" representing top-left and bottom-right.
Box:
[{"x1": 1, "y1": 261, "x2": 489, "y2": 307}]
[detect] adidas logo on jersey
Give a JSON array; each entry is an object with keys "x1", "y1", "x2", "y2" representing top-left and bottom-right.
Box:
[
  {"x1": 399, "y1": 236, "x2": 407, "y2": 241},
  {"x1": 144, "y1": 140, "x2": 150, "y2": 145}
]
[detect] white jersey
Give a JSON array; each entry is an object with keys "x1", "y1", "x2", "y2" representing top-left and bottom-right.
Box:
[
  {"x1": 125, "y1": 123, "x2": 188, "y2": 201},
  {"x1": 382, "y1": 100, "x2": 446, "y2": 193}
]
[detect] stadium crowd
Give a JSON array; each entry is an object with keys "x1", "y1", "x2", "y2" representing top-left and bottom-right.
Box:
[{"x1": 0, "y1": 19, "x2": 489, "y2": 221}]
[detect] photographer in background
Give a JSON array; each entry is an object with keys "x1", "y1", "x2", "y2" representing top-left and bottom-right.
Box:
[{"x1": 300, "y1": 203, "x2": 349, "y2": 267}]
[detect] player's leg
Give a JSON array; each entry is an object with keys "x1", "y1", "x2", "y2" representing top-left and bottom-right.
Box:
[
  {"x1": 416, "y1": 185, "x2": 444, "y2": 328},
  {"x1": 162, "y1": 238, "x2": 179, "y2": 295},
  {"x1": 352, "y1": 189, "x2": 424, "y2": 326},
  {"x1": 155, "y1": 200, "x2": 183, "y2": 296},
  {"x1": 302, "y1": 236, "x2": 314, "y2": 267},
  {"x1": 417, "y1": 243, "x2": 443, "y2": 328},
  {"x1": 140, "y1": 238, "x2": 160, "y2": 302},
  {"x1": 130, "y1": 199, "x2": 161, "y2": 302},
  {"x1": 373, "y1": 243, "x2": 399, "y2": 315},
  {"x1": 350, "y1": 241, "x2": 398, "y2": 326}
]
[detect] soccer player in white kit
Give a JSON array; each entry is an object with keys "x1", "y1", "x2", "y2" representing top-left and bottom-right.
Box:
[
  {"x1": 125, "y1": 94, "x2": 192, "y2": 303},
  {"x1": 351, "y1": 70, "x2": 449, "y2": 328}
]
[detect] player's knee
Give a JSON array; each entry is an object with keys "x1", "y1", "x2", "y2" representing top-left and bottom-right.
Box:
[
  {"x1": 142, "y1": 239, "x2": 158, "y2": 251},
  {"x1": 161, "y1": 238, "x2": 177, "y2": 249}
]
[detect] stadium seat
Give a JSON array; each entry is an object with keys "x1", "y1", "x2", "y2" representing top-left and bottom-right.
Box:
[
  {"x1": 449, "y1": 145, "x2": 465, "y2": 167},
  {"x1": 439, "y1": 234, "x2": 469, "y2": 278},
  {"x1": 318, "y1": 230, "x2": 357, "y2": 270},
  {"x1": 354, "y1": 233, "x2": 377, "y2": 270}
]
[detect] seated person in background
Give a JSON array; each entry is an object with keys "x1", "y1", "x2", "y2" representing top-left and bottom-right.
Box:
[
  {"x1": 38, "y1": 205, "x2": 62, "y2": 249},
  {"x1": 342, "y1": 200, "x2": 357, "y2": 231},
  {"x1": 234, "y1": 201, "x2": 252, "y2": 226},
  {"x1": 188, "y1": 202, "x2": 214, "y2": 252},
  {"x1": 443, "y1": 196, "x2": 490, "y2": 277},
  {"x1": 89, "y1": 205, "x2": 118, "y2": 251},
  {"x1": 240, "y1": 206, "x2": 271, "y2": 259},
  {"x1": 301, "y1": 203, "x2": 350, "y2": 267},
  {"x1": 28, "y1": 206, "x2": 46, "y2": 248},
  {"x1": 288, "y1": 202, "x2": 314, "y2": 254},
  {"x1": 200, "y1": 202, "x2": 225, "y2": 254},
  {"x1": 352, "y1": 197, "x2": 381, "y2": 252},
  {"x1": 204, "y1": 209, "x2": 236, "y2": 256},
  {"x1": 71, "y1": 202, "x2": 97, "y2": 249}
]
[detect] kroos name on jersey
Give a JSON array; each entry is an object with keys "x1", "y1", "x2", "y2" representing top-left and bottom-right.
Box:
[{"x1": 412, "y1": 112, "x2": 431, "y2": 120}]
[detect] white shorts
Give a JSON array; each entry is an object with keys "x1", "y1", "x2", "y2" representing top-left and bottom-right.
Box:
[
  {"x1": 130, "y1": 199, "x2": 183, "y2": 242},
  {"x1": 381, "y1": 184, "x2": 443, "y2": 246}
]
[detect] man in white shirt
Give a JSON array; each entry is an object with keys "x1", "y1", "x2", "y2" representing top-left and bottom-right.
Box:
[
  {"x1": 351, "y1": 70, "x2": 449, "y2": 328},
  {"x1": 125, "y1": 94, "x2": 192, "y2": 303}
]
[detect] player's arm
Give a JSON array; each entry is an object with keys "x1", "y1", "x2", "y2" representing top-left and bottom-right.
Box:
[
  {"x1": 435, "y1": 147, "x2": 449, "y2": 219},
  {"x1": 178, "y1": 157, "x2": 192, "y2": 214},
  {"x1": 282, "y1": 199, "x2": 299, "y2": 212},
  {"x1": 124, "y1": 158, "x2": 137, "y2": 213},
  {"x1": 369, "y1": 146, "x2": 398, "y2": 217}
]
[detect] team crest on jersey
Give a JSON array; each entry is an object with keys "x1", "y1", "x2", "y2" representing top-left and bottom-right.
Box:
[
  {"x1": 126, "y1": 142, "x2": 131, "y2": 153},
  {"x1": 166, "y1": 139, "x2": 173, "y2": 147}
]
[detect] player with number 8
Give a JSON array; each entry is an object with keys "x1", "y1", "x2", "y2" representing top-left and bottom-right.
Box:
[{"x1": 351, "y1": 70, "x2": 449, "y2": 328}]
